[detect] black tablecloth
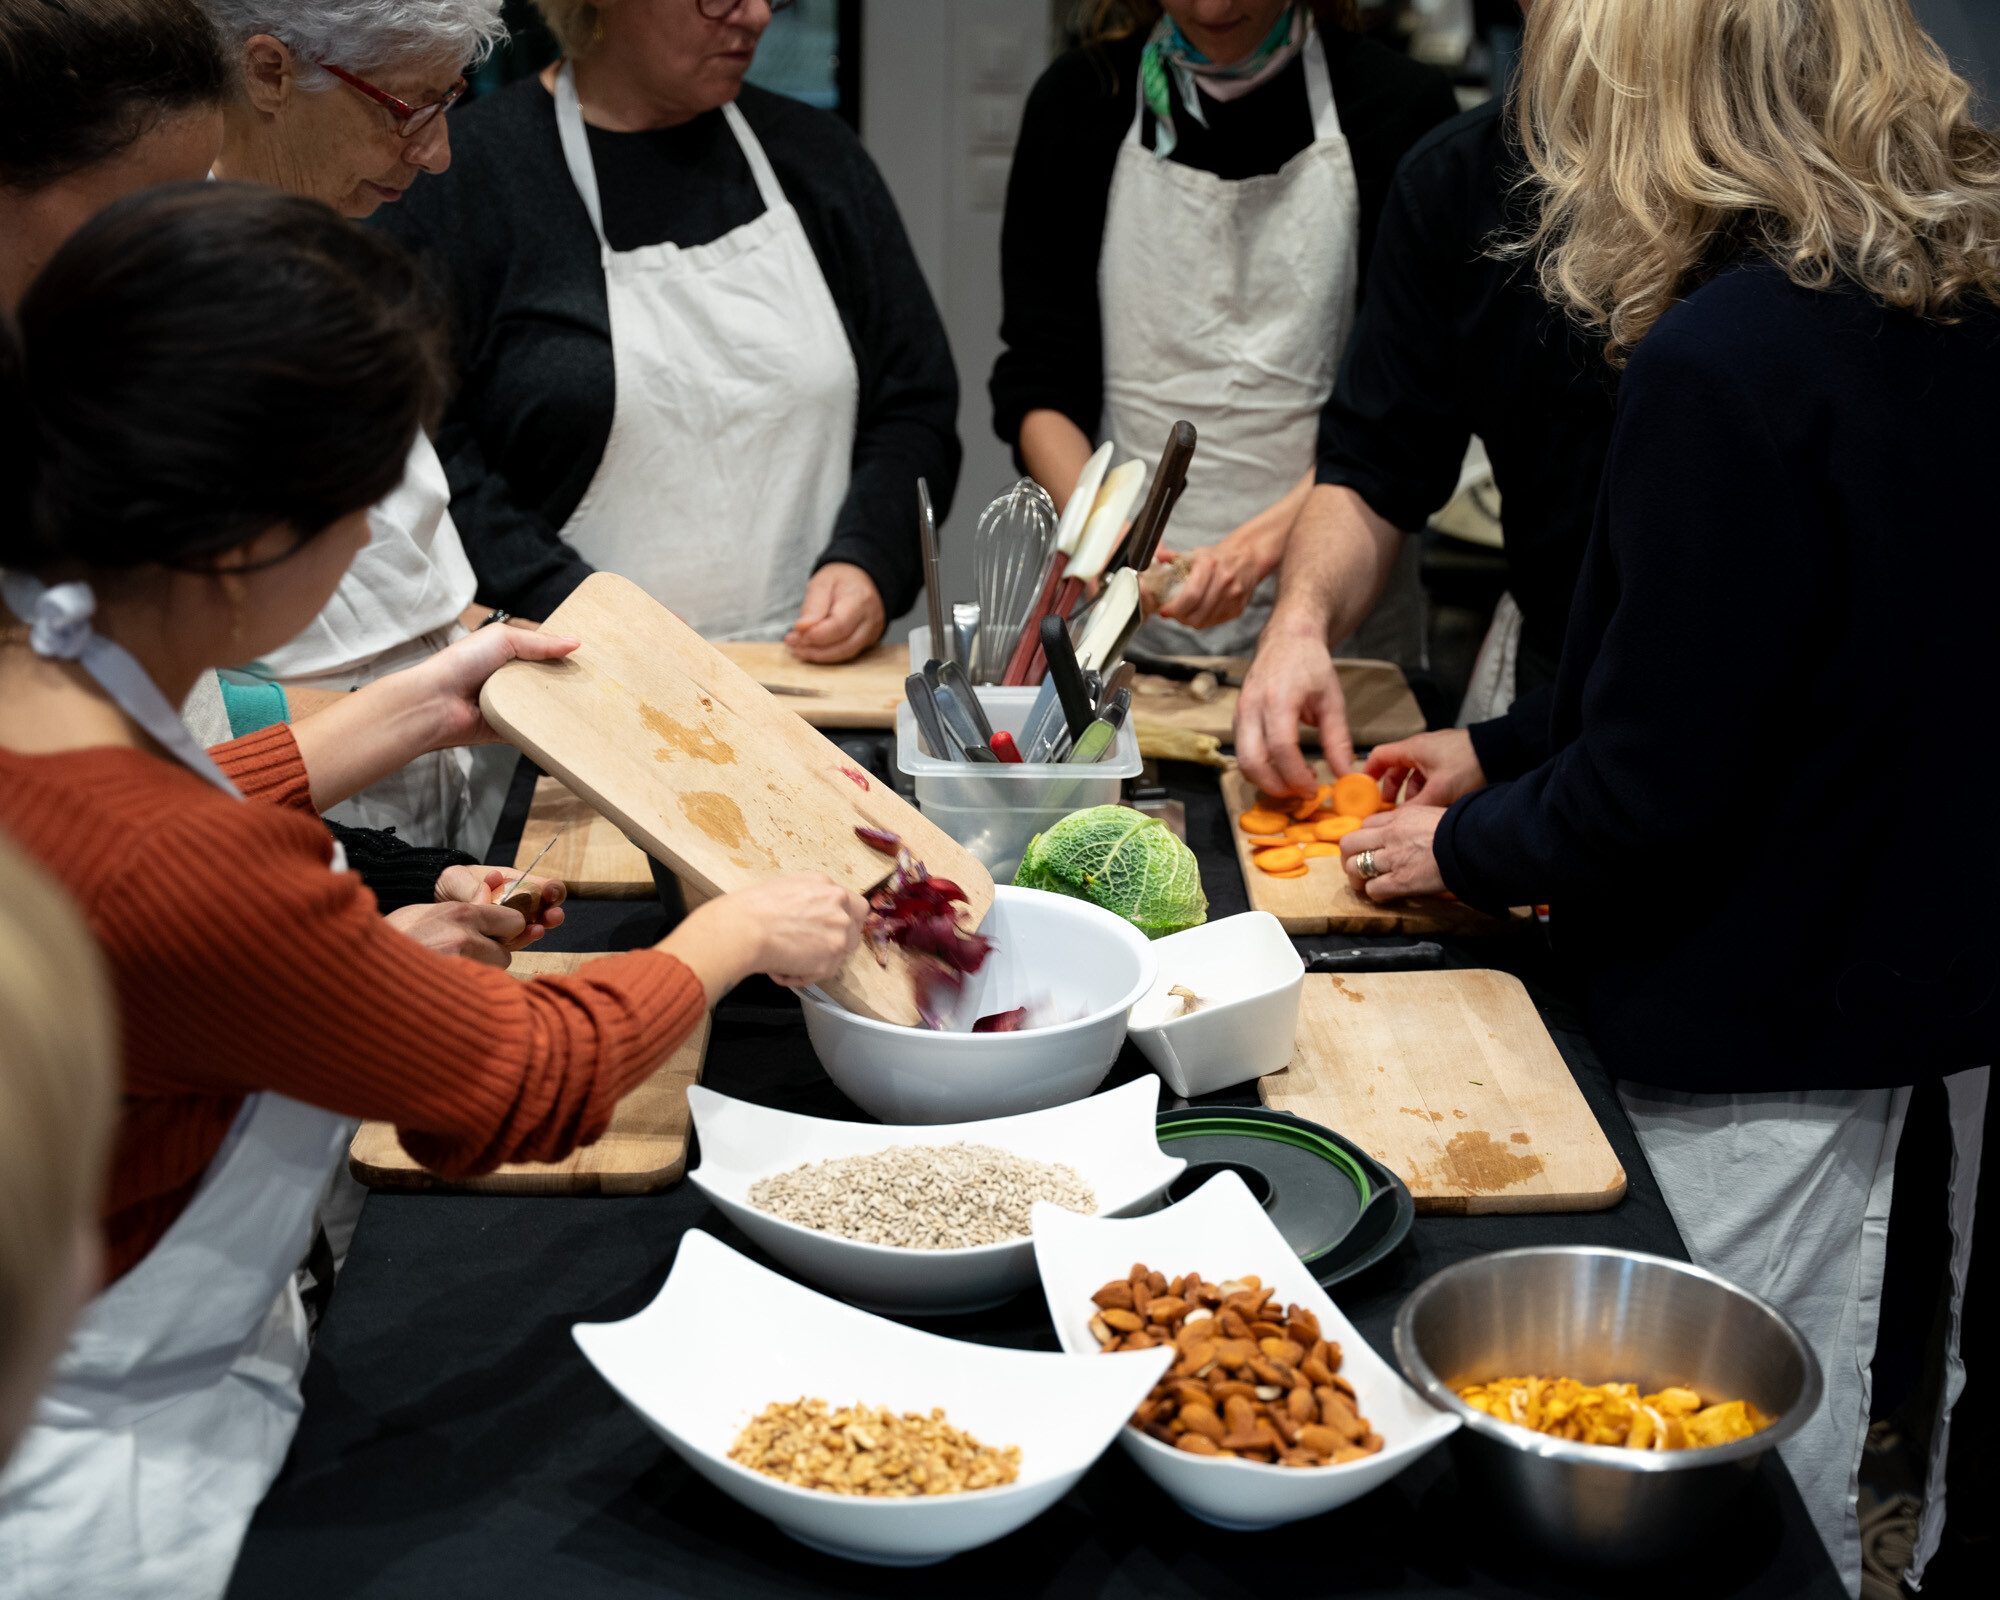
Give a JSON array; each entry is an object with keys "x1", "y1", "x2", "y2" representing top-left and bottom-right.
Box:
[{"x1": 229, "y1": 752, "x2": 1843, "y2": 1599}]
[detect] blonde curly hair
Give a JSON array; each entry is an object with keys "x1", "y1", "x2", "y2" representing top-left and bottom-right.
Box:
[{"x1": 1514, "y1": 0, "x2": 2000, "y2": 365}]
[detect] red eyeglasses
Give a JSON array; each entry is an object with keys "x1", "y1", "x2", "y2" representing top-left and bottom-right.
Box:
[{"x1": 320, "y1": 62, "x2": 468, "y2": 136}]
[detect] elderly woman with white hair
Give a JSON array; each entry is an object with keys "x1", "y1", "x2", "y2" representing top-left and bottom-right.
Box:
[{"x1": 199, "y1": 0, "x2": 512, "y2": 852}]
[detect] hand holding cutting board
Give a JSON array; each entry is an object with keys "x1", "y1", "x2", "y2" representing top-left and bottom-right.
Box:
[{"x1": 478, "y1": 575, "x2": 996, "y2": 1026}]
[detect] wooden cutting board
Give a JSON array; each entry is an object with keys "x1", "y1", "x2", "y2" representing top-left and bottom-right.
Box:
[
  {"x1": 348, "y1": 952, "x2": 708, "y2": 1195},
  {"x1": 1260, "y1": 970, "x2": 1625, "y2": 1214},
  {"x1": 480, "y1": 574, "x2": 993, "y2": 1026},
  {"x1": 1218, "y1": 767, "x2": 1524, "y2": 936},
  {"x1": 716, "y1": 641, "x2": 909, "y2": 729},
  {"x1": 1131, "y1": 657, "x2": 1425, "y2": 750},
  {"x1": 515, "y1": 776, "x2": 656, "y2": 898}
]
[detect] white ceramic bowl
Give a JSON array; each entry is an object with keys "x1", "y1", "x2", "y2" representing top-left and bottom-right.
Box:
[
  {"x1": 686, "y1": 1077, "x2": 1184, "y2": 1314},
  {"x1": 800, "y1": 887, "x2": 1158, "y2": 1124},
  {"x1": 1125, "y1": 912, "x2": 1305, "y2": 1097},
  {"x1": 1031, "y1": 1169, "x2": 1459, "y2": 1530},
  {"x1": 573, "y1": 1230, "x2": 1171, "y2": 1566}
]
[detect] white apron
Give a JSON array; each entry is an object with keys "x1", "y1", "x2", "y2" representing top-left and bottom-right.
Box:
[
  {"x1": 1101, "y1": 27, "x2": 1359, "y2": 659},
  {"x1": 553, "y1": 64, "x2": 859, "y2": 642},
  {"x1": 1620, "y1": 1068, "x2": 1987, "y2": 1598},
  {"x1": 0, "y1": 575, "x2": 355, "y2": 1600},
  {"x1": 254, "y1": 434, "x2": 487, "y2": 852}
]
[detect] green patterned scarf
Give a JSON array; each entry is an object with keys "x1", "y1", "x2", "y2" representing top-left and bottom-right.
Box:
[{"x1": 1140, "y1": 5, "x2": 1307, "y2": 162}]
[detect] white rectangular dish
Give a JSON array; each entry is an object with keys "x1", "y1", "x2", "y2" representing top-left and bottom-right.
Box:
[
  {"x1": 573, "y1": 1230, "x2": 1171, "y2": 1567},
  {"x1": 1125, "y1": 912, "x2": 1305, "y2": 1097},
  {"x1": 686, "y1": 1075, "x2": 1181, "y2": 1314},
  {"x1": 1031, "y1": 1169, "x2": 1458, "y2": 1529}
]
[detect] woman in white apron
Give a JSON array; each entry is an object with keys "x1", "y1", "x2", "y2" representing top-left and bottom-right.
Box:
[
  {"x1": 0, "y1": 183, "x2": 865, "y2": 1599},
  {"x1": 204, "y1": 0, "x2": 511, "y2": 852},
  {"x1": 993, "y1": 0, "x2": 1457, "y2": 658},
  {"x1": 371, "y1": 0, "x2": 960, "y2": 662}
]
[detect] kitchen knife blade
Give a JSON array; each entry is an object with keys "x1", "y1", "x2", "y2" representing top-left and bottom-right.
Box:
[
  {"x1": 918, "y1": 477, "x2": 952, "y2": 667},
  {"x1": 932, "y1": 683, "x2": 999, "y2": 762},
  {"x1": 905, "y1": 671, "x2": 954, "y2": 759},
  {"x1": 938, "y1": 659, "x2": 994, "y2": 743}
]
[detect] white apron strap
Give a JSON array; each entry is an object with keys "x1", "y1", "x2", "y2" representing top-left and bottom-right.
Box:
[
  {"x1": 554, "y1": 60, "x2": 610, "y2": 250},
  {"x1": 2, "y1": 573, "x2": 241, "y2": 796},
  {"x1": 721, "y1": 101, "x2": 788, "y2": 212}
]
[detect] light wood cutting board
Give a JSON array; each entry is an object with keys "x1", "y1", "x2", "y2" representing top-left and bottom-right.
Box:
[
  {"x1": 515, "y1": 776, "x2": 656, "y2": 898},
  {"x1": 716, "y1": 641, "x2": 909, "y2": 729},
  {"x1": 1219, "y1": 768, "x2": 1524, "y2": 936},
  {"x1": 1131, "y1": 657, "x2": 1425, "y2": 750},
  {"x1": 1260, "y1": 970, "x2": 1625, "y2": 1214},
  {"x1": 480, "y1": 574, "x2": 993, "y2": 1026},
  {"x1": 348, "y1": 952, "x2": 708, "y2": 1195}
]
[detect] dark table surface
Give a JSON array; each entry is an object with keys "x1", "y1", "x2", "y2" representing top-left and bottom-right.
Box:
[{"x1": 230, "y1": 749, "x2": 1843, "y2": 1600}]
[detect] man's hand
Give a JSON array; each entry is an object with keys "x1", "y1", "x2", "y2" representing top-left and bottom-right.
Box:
[
  {"x1": 1338, "y1": 805, "x2": 1447, "y2": 900},
  {"x1": 1234, "y1": 622, "x2": 1355, "y2": 795},
  {"x1": 1364, "y1": 729, "x2": 1486, "y2": 809},
  {"x1": 785, "y1": 563, "x2": 886, "y2": 664}
]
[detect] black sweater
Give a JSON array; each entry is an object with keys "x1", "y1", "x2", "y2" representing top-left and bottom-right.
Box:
[
  {"x1": 1317, "y1": 99, "x2": 1620, "y2": 667},
  {"x1": 990, "y1": 28, "x2": 1457, "y2": 456},
  {"x1": 376, "y1": 78, "x2": 960, "y2": 621},
  {"x1": 1435, "y1": 260, "x2": 2000, "y2": 1094}
]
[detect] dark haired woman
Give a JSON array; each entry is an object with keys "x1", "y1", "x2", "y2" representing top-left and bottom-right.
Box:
[
  {"x1": 0, "y1": 0, "x2": 227, "y2": 307},
  {"x1": 0, "y1": 0, "x2": 577, "y2": 972},
  {"x1": 0, "y1": 183, "x2": 865, "y2": 1596},
  {"x1": 992, "y1": 0, "x2": 1456, "y2": 655}
]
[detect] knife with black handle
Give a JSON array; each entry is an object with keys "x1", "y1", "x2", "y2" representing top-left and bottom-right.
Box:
[{"x1": 1041, "y1": 614, "x2": 1095, "y2": 743}]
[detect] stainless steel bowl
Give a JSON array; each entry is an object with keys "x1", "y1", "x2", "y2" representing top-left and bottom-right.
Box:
[{"x1": 1393, "y1": 1247, "x2": 1823, "y2": 1566}]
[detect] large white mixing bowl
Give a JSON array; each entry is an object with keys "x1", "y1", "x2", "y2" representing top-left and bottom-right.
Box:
[{"x1": 800, "y1": 886, "x2": 1158, "y2": 1124}]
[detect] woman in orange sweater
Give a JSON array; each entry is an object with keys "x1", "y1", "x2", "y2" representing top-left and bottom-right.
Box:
[{"x1": 0, "y1": 181, "x2": 865, "y2": 1598}]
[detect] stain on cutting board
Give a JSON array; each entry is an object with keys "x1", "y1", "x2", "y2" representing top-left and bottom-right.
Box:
[
  {"x1": 678, "y1": 790, "x2": 777, "y2": 869},
  {"x1": 640, "y1": 702, "x2": 735, "y2": 765},
  {"x1": 1435, "y1": 1129, "x2": 1546, "y2": 1194}
]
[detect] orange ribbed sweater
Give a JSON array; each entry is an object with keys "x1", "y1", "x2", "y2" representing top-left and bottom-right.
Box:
[{"x1": 0, "y1": 724, "x2": 706, "y2": 1282}]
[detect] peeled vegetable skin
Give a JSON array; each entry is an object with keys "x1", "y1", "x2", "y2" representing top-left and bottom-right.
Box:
[{"x1": 1014, "y1": 806, "x2": 1207, "y2": 938}]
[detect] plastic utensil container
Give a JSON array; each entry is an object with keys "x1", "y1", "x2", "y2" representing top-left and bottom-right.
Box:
[{"x1": 895, "y1": 687, "x2": 1142, "y2": 883}]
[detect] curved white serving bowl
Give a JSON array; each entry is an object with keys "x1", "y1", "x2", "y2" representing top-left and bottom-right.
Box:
[
  {"x1": 686, "y1": 1076, "x2": 1184, "y2": 1314},
  {"x1": 573, "y1": 1230, "x2": 1170, "y2": 1566},
  {"x1": 1031, "y1": 1170, "x2": 1459, "y2": 1530},
  {"x1": 1125, "y1": 912, "x2": 1306, "y2": 1097},
  {"x1": 800, "y1": 887, "x2": 1158, "y2": 1124}
]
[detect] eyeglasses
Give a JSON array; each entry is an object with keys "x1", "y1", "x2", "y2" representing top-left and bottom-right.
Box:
[
  {"x1": 320, "y1": 62, "x2": 468, "y2": 136},
  {"x1": 697, "y1": 0, "x2": 797, "y2": 19}
]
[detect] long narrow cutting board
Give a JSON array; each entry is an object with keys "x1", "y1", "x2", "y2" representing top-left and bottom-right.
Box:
[
  {"x1": 348, "y1": 952, "x2": 708, "y2": 1195},
  {"x1": 1260, "y1": 970, "x2": 1625, "y2": 1214},
  {"x1": 1219, "y1": 767, "x2": 1524, "y2": 937},
  {"x1": 716, "y1": 641, "x2": 909, "y2": 728},
  {"x1": 480, "y1": 574, "x2": 993, "y2": 1026},
  {"x1": 1132, "y1": 657, "x2": 1425, "y2": 750},
  {"x1": 515, "y1": 776, "x2": 656, "y2": 898}
]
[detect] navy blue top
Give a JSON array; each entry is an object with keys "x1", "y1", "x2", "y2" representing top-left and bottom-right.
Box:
[{"x1": 1435, "y1": 259, "x2": 2000, "y2": 1092}]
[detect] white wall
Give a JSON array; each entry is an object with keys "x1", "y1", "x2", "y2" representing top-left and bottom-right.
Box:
[{"x1": 862, "y1": 0, "x2": 1055, "y2": 626}]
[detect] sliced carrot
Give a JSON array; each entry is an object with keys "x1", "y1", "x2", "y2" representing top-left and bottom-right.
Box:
[
  {"x1": 1283, "y1": 823, "x2": 1319, "y2": 843},
  {"x1": 1290, "y1": 783, "x2": 1335, "y2": 821},
  {"x1": 1267, "y1": 865, "x2": 1311, "y2": 879},
  {"x1": 1300, "y1": 842, "x2": 1343, "y2": 858},
  {"x1": 1314, "y1": 815, "x2": 1363, "y2": 843},
  {"x1": 1239, "y1": 808, "x2": 1290, "y2": 836},
  {"x1": 1252, "y1": 845, "x2": 1304, "y2": 873},
  {"x1": 1330, "y1": 772, "x2": 1385, "y2": 820},
  {"x1": 1243, "y1": 833, "x2": 1285, "y2": 847}
]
